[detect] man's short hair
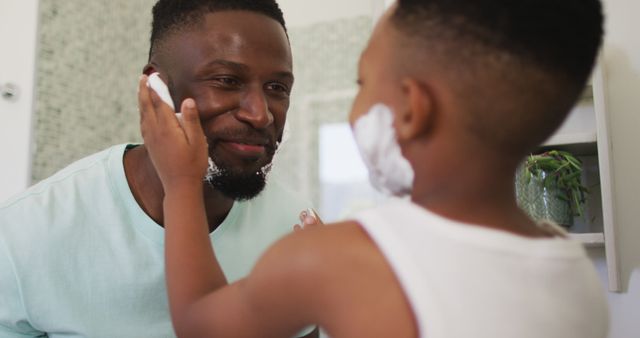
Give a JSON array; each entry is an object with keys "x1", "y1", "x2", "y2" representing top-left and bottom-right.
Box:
[
  {"x1": 391, "y1": 0, "x2": 604, "y2": 155},
  {"x1": 149, "y1": 0, "x2": 287, "y2": 58}
]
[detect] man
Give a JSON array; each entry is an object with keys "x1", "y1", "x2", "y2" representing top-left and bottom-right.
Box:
[
  {"x1": 0, "y1": 1, "x2": 317, "y2": 337},
  {"x1": 140, "y1": 0, "x2": 609, "y2": 337}
]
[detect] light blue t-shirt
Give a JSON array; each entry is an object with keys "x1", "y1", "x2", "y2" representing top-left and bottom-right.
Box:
[{"x1": 0, "y1": 144, "x2": 310, "y2": 338}]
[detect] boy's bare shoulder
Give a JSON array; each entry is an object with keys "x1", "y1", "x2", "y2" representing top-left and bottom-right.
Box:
[
  {"x1": 256, "y1": 221, "x2": 377, "y2": 282},
  {"x1": 273, "y1": 221, "x2": 379, "y2": 274},
  {"x1": 252, "y1": 221, "x2": 417, "y2": 337}
]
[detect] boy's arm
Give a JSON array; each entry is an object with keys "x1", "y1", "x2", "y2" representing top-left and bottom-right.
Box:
[
  {"x1": 176, "y1": 231, "x2": 329, "y2": 338},
  {"x1": 162, "y1": 183, "x2": 322, "y2": 338}
]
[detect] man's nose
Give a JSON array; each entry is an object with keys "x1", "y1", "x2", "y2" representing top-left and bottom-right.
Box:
[{"x1": 236, "y1": 88, "x2": 274, "y2": 129}]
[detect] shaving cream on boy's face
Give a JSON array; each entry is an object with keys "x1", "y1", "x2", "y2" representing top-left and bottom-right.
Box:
[{"x1": 352, "y1": 103, "x2": 414, "y2": 196}]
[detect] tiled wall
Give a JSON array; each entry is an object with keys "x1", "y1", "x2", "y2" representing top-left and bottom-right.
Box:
[
  {"x1": 32, "y1": 2, "x2": 372, "y2": 206},
  {"x1": 33, "y1": 0, "x2": 154, "y2": 181},
  {"x1": 276, "y1": 16, "x2": 373, "y2": 204}
]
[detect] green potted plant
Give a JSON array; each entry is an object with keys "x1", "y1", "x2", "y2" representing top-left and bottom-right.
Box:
[{"x1": 515, "y1": 150, "x2": 589, "y2": 228}]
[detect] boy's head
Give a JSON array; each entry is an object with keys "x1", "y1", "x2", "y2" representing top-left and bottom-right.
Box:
[{"x1": 351, "y1": 0, "x2": 604, "y2": 160}]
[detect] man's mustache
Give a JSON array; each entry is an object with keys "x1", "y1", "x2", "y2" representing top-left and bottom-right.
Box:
[{"x1": 207, "y1": 128, "x2": 279, "y2": 155}]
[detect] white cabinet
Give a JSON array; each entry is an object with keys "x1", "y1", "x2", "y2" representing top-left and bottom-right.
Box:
[{"x1": 540, "y1": 62, "x2": 621, "y2": 292}]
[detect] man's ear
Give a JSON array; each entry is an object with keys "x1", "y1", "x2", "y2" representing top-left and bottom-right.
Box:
[
  {"x1": 395, "y1": 78, "x2": 433, "y2": 141},
  {"x1": 142, "y1": 63, "x2": 157, "y2": 76}
]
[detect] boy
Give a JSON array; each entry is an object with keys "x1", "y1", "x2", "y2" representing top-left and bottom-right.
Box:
[{"x1": 138, "y1": 0, "x2": 608, "y2": 337}]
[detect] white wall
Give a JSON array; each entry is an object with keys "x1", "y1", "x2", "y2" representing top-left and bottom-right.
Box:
[
  {"x1": 590, "y1": 249, "x2": 640, "y2": 338},
  {"x1": 0, "y1": 0, "x2": 39, "y2": 202},
  {"x1": 279, "y1": 0, "x2": 383, "y2": 26},
  {"x1": 598, "y1": 0, "x2": 640, "y2": 337}
]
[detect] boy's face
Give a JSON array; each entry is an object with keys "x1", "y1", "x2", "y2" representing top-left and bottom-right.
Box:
[
  {"x1": 149, "y1": 11, "x2": 293, "y2": 199},
  {"x1": 350, "y1": 11, "x2": 404, "y2": 127}
]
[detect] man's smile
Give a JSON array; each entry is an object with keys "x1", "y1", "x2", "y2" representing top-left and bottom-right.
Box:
[
  {"x1": 205, "y1": 130, "x2": 277, "y2": 163},
  {"x1": 218, "y1": 140, "x2": 267, "y2": 157}
]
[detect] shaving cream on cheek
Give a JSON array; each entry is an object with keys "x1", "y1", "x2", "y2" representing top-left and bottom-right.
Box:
[
  {"x1": 147, "y1": 72, "x2": 183, "y2": 124},
  {"x1": 203, "y1": 155, "x2": 275, "y2": 184},
  {"x1": 353, "y1": 103, "x2": 414, "y2": 196},
  {"x1": 147, "y1": 73, "x2": 175, "y2": 110}
]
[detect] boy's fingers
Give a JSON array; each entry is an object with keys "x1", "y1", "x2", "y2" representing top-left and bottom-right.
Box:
[
  {"x1": 180, "y1": 98, "x2": 206, "y2": 145},
  {"x1": 303, "y1": 216, "x2": 318, "y2": 226},
  {"x1": 138, "y1": 75, "x2": 152, "y2": 119},
  {"x1": 138, "y1": 75, "x2": 157, "y2": 142},
  {"x1": 298, "y1": 209, "x2": 324, "y2": 227},
  {"x1": 148, "y1": 86, "x2": 173, "y2": 124}
]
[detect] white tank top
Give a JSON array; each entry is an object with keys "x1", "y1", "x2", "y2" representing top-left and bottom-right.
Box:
[{"x1": 354, "y1": 201, "x2": 609, "y2": 338}]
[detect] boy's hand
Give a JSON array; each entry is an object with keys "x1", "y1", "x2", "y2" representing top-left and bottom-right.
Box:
[
  {"x1": 138, "y1": 75, "x2": 208, "y2": 189},
  {"x1": 293, "y1": 209, "x2": 324, "y2": 232}
]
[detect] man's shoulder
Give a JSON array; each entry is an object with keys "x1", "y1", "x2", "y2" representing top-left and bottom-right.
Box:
[
  {"x1": 246, "y1": 175, "x2": 312, "y2": 215},
  {"x1": 261, "y1": 175, "x2": 307, "y2": 201},
  {"x1": 0, "y1": 144, "x2": 127, "y2": 215}
]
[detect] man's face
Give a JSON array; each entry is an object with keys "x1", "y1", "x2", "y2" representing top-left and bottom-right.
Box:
[{"x1": 152, "y1": 11, "x2": 293, "y2": 200}]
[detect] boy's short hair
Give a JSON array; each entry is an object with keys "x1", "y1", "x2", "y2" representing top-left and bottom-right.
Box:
[
  {"x1": 391, "y1": 0, "x2": 604, "y2": 154},
  {"x1": 149, "y1": 0, "x2": 287, "y2": 57}
]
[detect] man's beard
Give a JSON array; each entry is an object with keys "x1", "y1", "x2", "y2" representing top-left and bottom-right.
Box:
[
  {"x1": 203, "y1": 156, "x2": 274, "y2": 201},
  {"x1": 201, "y1": 125, "x2": 283, "y2": 201}
]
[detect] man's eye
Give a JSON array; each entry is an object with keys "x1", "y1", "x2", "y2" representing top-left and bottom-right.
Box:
[
  {"x1": 266, "y1": 82, "x2": 289, "y2": 93},
  {"x1": 214, "y1": 77, "x2": 241, "y2": 87}
]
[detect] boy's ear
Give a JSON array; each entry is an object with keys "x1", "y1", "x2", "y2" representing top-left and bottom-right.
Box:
[{"x1": 395, "y1": 78, "x2": 433, "y2": 141}]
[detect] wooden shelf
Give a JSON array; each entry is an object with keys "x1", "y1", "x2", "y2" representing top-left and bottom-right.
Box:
[
  {"x1": 539, "y1": 105, "x2": 597, "y2": 156},
  {"x1": 543, "y1": 131, "x2": 597, "y2": 147},
  {"x1": 580, "y1": 84, "x2": 594, "y2": 101},
  {"x1": 569, "y1": 232, "x2": 605, "y2": 247},
  {"x1": 538, "y1": 141, "x2": 598, "y2": 156},
  {"x1": 523, "y1": 62, "x2": 620, "y2": 291}
]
